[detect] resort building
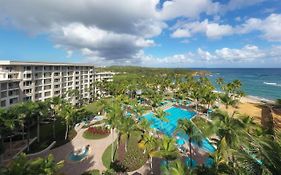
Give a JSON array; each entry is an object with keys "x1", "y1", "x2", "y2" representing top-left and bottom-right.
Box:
[
  {"x1": 95, "y1": 71, "x2": 115, "y2": 82},
  {"x1": 95, "y1": 71, "x2": 115, "y2": 98},
  {"x1": 0, "y1": 60, "x2": 96, "y2": 108}
]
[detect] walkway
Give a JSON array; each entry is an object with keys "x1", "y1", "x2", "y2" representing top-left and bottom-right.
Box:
[{"x1": 34, "y1": 125, "x2": 115, "y2": 175}]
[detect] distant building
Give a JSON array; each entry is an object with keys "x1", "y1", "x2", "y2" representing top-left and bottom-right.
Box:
[
  {"x1": 0, "y1": 60, "x2": 97, "y2": 108},
  {"x1": 94, "y1": 71, "x2": 115, "y2": 98},
  {"x1": 95, "y1": 71, "x2": 115, "y2": 82}
]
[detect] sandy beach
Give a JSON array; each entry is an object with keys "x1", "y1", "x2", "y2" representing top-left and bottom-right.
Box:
[{"x1": 219, "y1": 96, "x2": 281, "y2": 129}]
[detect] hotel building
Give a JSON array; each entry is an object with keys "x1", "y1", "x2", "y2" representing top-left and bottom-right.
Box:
[{"x1": 0, "y1": 61, "x2": 97, "y2": 108}]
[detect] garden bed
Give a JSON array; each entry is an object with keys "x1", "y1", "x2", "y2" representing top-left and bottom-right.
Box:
[
  {"x1": 83, "y1": 126, "x2": 110, "y2": 140},
  {"x1": 102, "y1": 131, "x2": 148, "y2": 172}
]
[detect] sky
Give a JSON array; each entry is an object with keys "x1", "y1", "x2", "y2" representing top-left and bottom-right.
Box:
[{"x1": 0, "y1": 0, "x2": 281, "y2": 68}]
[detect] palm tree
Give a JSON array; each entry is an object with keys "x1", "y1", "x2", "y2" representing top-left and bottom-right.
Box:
[
  {"x1": 176, "y1": 119, "x2": 203, "y2": 167},
  {"x1": 212, "y1": 110, "x2": 246, "y2": 148},
  {"x1": 202, "y1": 90, "x2": 217, "y2": 111},
  {"x1": 138, "y1": 133, "x2": 158, "y2": 171},
  {"x1": 154, "y1": 136, "x2": 178, "y2": 163},
  {"x1": 118, "y1": 117, "x2": 136, "y2": 152},
  {"x1": 216, "y1": 77, "x2": 224, "y2": 87},
  {"x1": 161, "y1": 159, "x2": 190, "y2": 175},
  {"x1": 57, "y1": 102, "x2": 75, "y2": 140},
  {"x1": 105, "y1": 102, "x2": 122, "y2": 161},
  {"x1": 137, "y1": 118, "x2": 152, "y2": 139},
  {"x1": 47, "y1": 97, "x2": 64, "y2": 140},
  {"x1": 2, "y1": 153, "x2": 64, "y2": 175},
  {"x1": 154, "y1": 109, "x2": 169, "y2": 132},
  {"x1": 219, "y1": 93, "x2": 238, "y2": 110}
]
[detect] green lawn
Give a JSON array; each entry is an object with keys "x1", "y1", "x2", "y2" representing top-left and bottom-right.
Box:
[
  {"x1": 27, "y1": 119, "x2": 77, "y2": 153},
  {"x1": 102, "y1": 140, "x2": 117, "y2": 169},
  {"x1": 84, "y1": 98, "x2": 112, "y2": 114},
  {"x1": 102, "y1": 131, "x2": 148, "y2": 172},
  {"x1": 81, "y1": 169, "x2": 100, "y2": 175}
]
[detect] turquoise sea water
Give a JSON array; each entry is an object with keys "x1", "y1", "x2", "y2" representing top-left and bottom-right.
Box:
[
  {"x1": 143, "y1": 107, "x2": 215, "y2": 153},
  {"x1": 192, "y1": 68, "x2": 281, "y2": 100}
]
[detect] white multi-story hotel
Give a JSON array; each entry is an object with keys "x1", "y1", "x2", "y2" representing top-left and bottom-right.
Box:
[
  {"x1": 0, "y1": 60, "x2": 97, "y2": 108},
  {"x1": 95, "y1": 71, "x2": 115, "y2": 82}
]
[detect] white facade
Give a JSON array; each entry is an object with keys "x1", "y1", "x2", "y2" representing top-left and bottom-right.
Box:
[
  {"x1": 0, "y1": 61, "x2": 96, "y2": 108},
  {"x1": 95, "y1": 72, "x2": 115, "y2": 82}
]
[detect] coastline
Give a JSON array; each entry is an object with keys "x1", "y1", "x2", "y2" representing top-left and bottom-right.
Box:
[{"x1": 241, "y1": 95, "x2": 275, "y2": 104}]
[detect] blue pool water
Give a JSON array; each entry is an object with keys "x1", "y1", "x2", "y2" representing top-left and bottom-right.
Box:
[
  {"x1": 68, "y1": 147, "x2": 89, "y2": 162},
  {"x1": 143, "y1": 107, "x2": 215, "y2": 153}
]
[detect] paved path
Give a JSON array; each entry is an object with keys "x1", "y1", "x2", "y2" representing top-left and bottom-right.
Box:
[{"x1": 36, "y1": 125, "x2": 115, "y2": 175}]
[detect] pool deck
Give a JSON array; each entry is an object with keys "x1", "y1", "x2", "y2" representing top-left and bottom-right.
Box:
[{"x1": 30, "y1": 124, "x2": 115, "y2": 175}]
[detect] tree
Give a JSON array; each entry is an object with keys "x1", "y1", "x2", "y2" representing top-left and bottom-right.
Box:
[
  {"x1": 1, "y1": 153, "x2": 64, "y2": 175},
  {"x1": 153, "y1": 109, "x2": 169, "y2": 131},
  {"x1": 118, "y1": 117, "x2": 136, "y2": 152},
  {"x1": 161, "y1": 159, "x2": 190, "y2": 175},
  {"x1": 138, "y1": 133, "x2": 158, "y2": 171},
  {"x1": 154, "y1": 136, "x2": 178, "y2": 163},
  {"x1": 57, "y1": 102, "x2": 75, "y2": 140},
  {"x1": 176, "y1": 119, "x2": 203, "y2": 167},
  {"x1": 105, "y1": 101, "x2": 122, "y2": 161},
  {"x1": 219, "y1": 93, "x2": 238, "y2": 109}
]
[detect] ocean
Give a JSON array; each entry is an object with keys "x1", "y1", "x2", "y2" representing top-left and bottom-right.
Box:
[{"x1": 191, "y1": 68, "x2": 281, "y2": 101}]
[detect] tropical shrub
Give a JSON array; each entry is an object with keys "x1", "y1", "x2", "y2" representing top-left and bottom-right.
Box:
[
  {"x1": 87, "y1": 126, "x2": 110, "y2": 135},
  {"x1": 83, "y1": 126, "x2": 110, "y2": 139}
]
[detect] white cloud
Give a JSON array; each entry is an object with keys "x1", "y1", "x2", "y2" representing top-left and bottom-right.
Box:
[
  {"x1": 171, "y1": 13, "x2": 281, "y2": 41},
  {"x1": 51, "y1": 23, "x2": 156, "y2": 60},
  {"x1": 171, "y1": 19, "x2": 234, "y2": 39},
  {"x1": 215, "y1": 45, "x2": 266, "y2": 61},
  {"x1": 197, "y1": 48, "x2": 216, "y2": 61},
  {"x1": 0, "y1": 0, "x2": 165, "y2": 63},
  {"x1": 171, "y1": 29, "x2": 191, "y2": 38},
  {"x1": 160, "y1": 0, "x2": 220, "y2": 20},
  {"x1": 138, "y1": 44, "x2": 281, "y2": 67},
  {"x1": 237, "y1": 14, "x2": 281, "y2": 41},
  {"x1": 223, "y1": 0, "x2": 265, "y2": 11}
]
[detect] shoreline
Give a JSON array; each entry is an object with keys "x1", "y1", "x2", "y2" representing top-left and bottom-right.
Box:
[
  {"x1": 213, "y1": 90, "x2": 275, "y2": 104},
  {"x1": 242, "y1": 95, "x2": 275, "y2": 104}
]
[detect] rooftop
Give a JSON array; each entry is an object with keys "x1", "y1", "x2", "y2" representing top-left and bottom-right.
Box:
[{"x1": 0, "y1": 60, "x2": 95, "y2": 67}]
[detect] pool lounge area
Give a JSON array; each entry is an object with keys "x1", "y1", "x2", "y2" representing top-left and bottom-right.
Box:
[{"x1": 143, "y1": 106, "x2": 216, "y2": 153}]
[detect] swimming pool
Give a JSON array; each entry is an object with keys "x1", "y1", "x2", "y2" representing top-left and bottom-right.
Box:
[
  {"x1": 143, "y1": 107, "x2": 215, "y2": 153},
  {"x1": 68, "y1": 146, "x2": 89, "y2": 162}
]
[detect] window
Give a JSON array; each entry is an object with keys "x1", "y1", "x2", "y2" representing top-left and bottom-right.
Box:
[
  {"x1": 44, "y1": 79, "x2": 51, "y2": 84},
  {"x1": 35, "y1": 93, "x2": 42, "y2": 99},
  {"x1": 35, "y1": 73, "x2": 42, "y2": 78},
  {"x1": 1, "y1": 83, "x2": 7, "y2": 90},
  {"x1": 23, "y1": 73, "x2": 32, "y2": 79},
  {"x1": 54, "y1": 66, "x2": 60, "y2": 71},
  {"x1": 44, "y1": 91, "x2": 51, "y2": 97},
  {"x1": 44, "y1": 85, "x2": 51, "y2": 90},
  {"x1": 9, "y1": 90, "x2": 19, "y2": 96},
  {"x1": 23, "y1": 96, "x2": 32, "y2": 101},
  {"x1": 35, "y1": 86, "x2": 42, "y2": 92},
  {"x1": 24, "y1": 66, "x2": 31, "y2": 71},
  {"x1": 35, "y1": 66, "x2": 43, "y2": 71},
  {"x1": 1, "y1": 91, "x2": 7, "y2": 98},
  {"x1": 1, "y1": 100, "x2": 6, "y2": 107},
  {"x1": 35, "y1": 80, "x2": 42, "y2": 86},
  {"x1": 23, "y1": 89, "x2": 32, "y2": 94},
  {"x1": 23, "y1": 81, "x2": 32, "y2": 87},
  {"x1": 9, "y1": 97, "x2": 18, "y2": 105}
]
